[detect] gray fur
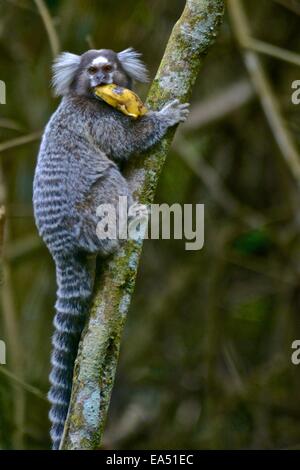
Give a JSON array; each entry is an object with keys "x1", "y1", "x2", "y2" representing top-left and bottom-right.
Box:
[
  {"x1": 117, "y1": 47, "x2": 149, "y2": 83},
  {"x1": 33, "y1": 48, "x2": 189, "y2": 450},
  {"x1": 52, "y1": 52, "x2": 81, "y2": 96}
]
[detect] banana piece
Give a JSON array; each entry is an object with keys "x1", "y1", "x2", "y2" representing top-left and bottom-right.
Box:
[{"x1": 93, "y1": 84, "x2": 147, "y2": 119}]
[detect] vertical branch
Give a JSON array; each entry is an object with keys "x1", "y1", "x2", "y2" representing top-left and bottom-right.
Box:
[
  {"x1": 33, "y1": 0, "x2": 60, "y2": 58},
  {"x1": 61, "y1": 0, "x2": 225, "y2": 450}
]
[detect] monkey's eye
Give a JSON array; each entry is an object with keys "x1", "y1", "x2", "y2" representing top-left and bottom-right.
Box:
[
  {"x1": 102, "y1": 64, "x2": 113, "y2": 73},
  {"x1": 88, "y1": 66, "x2": 98, "y2": 75}
]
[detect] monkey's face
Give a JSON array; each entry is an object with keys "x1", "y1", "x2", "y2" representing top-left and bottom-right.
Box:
[
  {"x1": 75, "y1": 49, "x2": 132, "y2": 98},
  {"x1": 52, "y1": 48, "x2": 148, "y2": 97},
  {"x1": 87, "y1": 57, "x2": 115, "y2": 88}
]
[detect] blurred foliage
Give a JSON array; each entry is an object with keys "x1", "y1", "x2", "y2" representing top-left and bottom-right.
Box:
[{"x1": 1, "y1": 0, "x2": 300, "y2": 450}]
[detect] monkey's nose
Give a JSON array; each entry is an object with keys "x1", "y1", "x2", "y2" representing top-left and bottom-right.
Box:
[{"x1": 92, "y1": 74, "x2": 106, "y2": 86}]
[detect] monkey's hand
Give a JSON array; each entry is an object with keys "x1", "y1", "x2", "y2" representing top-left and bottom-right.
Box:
[
  {"x1": 158, "y1": 99, "x2": 190, "y2": 127},
  {"x1": 89, "y1": 98, "x2": 190, "y2": 159}
]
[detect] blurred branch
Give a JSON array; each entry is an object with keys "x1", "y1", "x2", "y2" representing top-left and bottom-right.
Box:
[
  {"x1": 5, "y1": 235, "x2": 43, "y2": 263},
  {"x1": 182, "y1": 79, "x2": 254, "y2": 130},
  {"x1": 0, "y1": 118, "x2": 23, "y2": 132},
  {"x1": 176, "y1": 135, "x2": 265, "y2": 227},
  {"x1": 5, "y1": 0, "x2": 37, "y2": 13},
  {"x1": 242, "y1": 37, "x2": 300, "y2": 67},
  {"x1": 274, "y1": 0, "x2": 300, "y2": 15},
  {"x1": 0, "y1": 131, "x2": 42, "y2": 154},
  {"x1": 86, "y1": 34, "x2": 96, "y2": 49},
  {"x1": 0, "y1": 164, "x2": 25, "y2": 449},
  {"x1": 223, "y1": 250, "x2": 296, "y2": 284},
  {"x1": 228, "y1": 0, "x2": 300, "y2": 182},
  {"x1": 177, "y1": 136, "x2": 241, "y2": 214},
  {"x1": 61, "y1": 0, "x2": 225, "y2": 450},
  {"x1": 33, "y1": 0, "x2": 60, "y2": 58},
  {"x1": 203, "y1": 229, "x2": 229, "y2": 400},
  {"x1": 0, "y1": 367, "x2": 47, "y2": 402}
]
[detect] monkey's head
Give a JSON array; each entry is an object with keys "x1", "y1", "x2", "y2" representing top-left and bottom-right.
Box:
[{"x1": 52, "y1": 48, "x2": 149, "y2": 98}]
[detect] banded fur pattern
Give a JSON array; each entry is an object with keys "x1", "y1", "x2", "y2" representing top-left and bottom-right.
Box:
[
  {"x1": 33, "y1": 49, "x2": 189, "y2": 449},
  {"x1": 49, "y1": 255, "x2": 92, "y2": 450},
  {"x1": 33, "y1": 114, "x2": 93, "y2": 449}
]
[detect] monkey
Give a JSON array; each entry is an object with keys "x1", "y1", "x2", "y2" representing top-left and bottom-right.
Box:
[{"x1": 32, "y1": 47, "x2": 189, "y2": 450}]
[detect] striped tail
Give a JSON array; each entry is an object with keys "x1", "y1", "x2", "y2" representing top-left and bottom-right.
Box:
[{"x1": 48, "y1": 253, "x2": 92, "y2": 450}]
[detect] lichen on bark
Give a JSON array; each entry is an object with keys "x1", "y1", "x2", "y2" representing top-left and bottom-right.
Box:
[{"x1": 61, "y1": 0, "x2": 225, "y2": 450}]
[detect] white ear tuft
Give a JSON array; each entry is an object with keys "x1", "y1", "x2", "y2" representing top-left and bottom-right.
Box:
[
  {"x1": 52, "y1": 52, "x2": 81, "y2": 96},
  {"x1": 117, "y1": 48, "x2": 149, "y2": 83}
]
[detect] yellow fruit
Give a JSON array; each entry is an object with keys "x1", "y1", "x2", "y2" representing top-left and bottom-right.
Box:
[{"x1": 93, "y1": 84, "x2": 147, "y2": 119}]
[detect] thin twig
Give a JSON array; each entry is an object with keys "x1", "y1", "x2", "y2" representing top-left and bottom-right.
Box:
[
  {"x1": 241, "y1": 37, "x2": 300, "y2": 67},
  {"x1": 0, "y1": 131, "x2": 42, "y2": 154},
  {"x1": 274, "y1": 0, "x2": 300, "y2": 15},
  {"x1": 0, "y1": 118, "x2": 23, "y2": 131},
  {"x1": 33, "y1": 0, "x2": 60, "y2": 58},
  {"x1": 86, "y1": 34, "x2": 96, "y2": 49},
  {"x1": 176, "y1": 135, "x2": 265, "y2": 227},
  {"x1": 228, "y1": 0, "x2": 300, "y2": 182},
  {"x1": 177, "y1": 136, "x2": 241, "y2": 215},
  {"x1": 0, "y1": 367, "x2": 47, "y2": 401},
  {"x1": 5, "y1": 235, "x2": 42, "y2": 262},
  {"x1": 4, "y1": 0, "x2": 37, "y2": 13},
  {"x1": 182, "y1": 79, "x2": 254, "y2": 130}
]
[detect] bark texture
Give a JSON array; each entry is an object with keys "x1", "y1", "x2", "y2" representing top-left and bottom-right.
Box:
[{"x1": 61, "y1": 0, "x2": 225, "y2": 450}]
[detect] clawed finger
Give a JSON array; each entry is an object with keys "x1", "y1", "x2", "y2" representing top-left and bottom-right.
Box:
[
  {"x1": 164, "y1": 98, "x2": 179, "y2": 109},
  {"x1": 178, "y1": 103, "x2": 190, "y2": 109}
]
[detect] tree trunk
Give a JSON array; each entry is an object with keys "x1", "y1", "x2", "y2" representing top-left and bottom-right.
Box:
[{"x1": 61, "y1": 0, "x2": 225, "y2": 450}]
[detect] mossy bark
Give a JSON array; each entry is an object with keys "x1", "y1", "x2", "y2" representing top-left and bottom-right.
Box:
[{"x1": 61, "y1": 0, "x2": 225, "y2": 450}]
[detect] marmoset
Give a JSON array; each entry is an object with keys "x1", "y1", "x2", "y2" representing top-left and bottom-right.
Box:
[{"x1": 33, "y1": 47, "x2": 189, "y2": 450}]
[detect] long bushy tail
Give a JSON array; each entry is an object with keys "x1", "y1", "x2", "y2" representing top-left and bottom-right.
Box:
[{"x1": 48, "y1": 253, "x2": 92, "y2": 450}]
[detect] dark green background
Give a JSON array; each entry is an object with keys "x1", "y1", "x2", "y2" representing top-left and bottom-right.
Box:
[{"x1": 1, "y1": 0, "x2": 300, "y2": 450}]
